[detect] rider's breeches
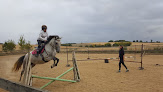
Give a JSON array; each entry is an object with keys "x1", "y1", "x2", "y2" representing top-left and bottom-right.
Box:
[
  {"x1": 37, "y1": 40, "x2": 44, "y2": 53},
  {"x1": 37, "y1": 40, "x2": 42, "y2": 48}
]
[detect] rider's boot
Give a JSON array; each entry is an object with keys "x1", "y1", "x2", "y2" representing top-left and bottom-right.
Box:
[{"x1": 35, "y1": 50, "x2": 39, "y2": 57}]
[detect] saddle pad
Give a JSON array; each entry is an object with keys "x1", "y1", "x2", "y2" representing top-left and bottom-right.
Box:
[{"x1": 32, "y1": 48, "x2": 45, "y2": 55}]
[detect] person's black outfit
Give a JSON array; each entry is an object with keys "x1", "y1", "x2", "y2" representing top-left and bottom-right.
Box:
[{"x1": 119, "y1": 48, "x2": 128, "y2": 70}]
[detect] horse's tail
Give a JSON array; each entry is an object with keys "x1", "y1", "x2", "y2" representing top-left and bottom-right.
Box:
[{"x1": 12, "y1": 55, "x2": 25, "y2": 72}]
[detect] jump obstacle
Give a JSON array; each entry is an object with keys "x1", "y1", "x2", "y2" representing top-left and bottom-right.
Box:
[
  {"x1": 67, "y1": 44, "x2": 145, "y2": 70},
  {"x1": 23, "y1": 51, "x2": 80, "y2": 90},
  {"x1": 0, "y1": 78, "x2": 48, "y2": 92}
]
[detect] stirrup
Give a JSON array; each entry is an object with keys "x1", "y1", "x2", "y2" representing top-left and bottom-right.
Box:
[{"x1": 35, "y1": 51, "x2": 39, "y2": 57}]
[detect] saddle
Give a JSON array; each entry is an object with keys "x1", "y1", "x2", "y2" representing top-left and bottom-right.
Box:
[
  {"x1": 32, "y1": 47, "x2": 45, "y2": 55},
  {"x1": 32, "y1": 47, "x2": 48, "y2": 62}
]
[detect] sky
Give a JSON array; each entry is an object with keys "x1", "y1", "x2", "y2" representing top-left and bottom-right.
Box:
[{"x1": 0, "y1": 0, "x2": 163, "y2": 44}]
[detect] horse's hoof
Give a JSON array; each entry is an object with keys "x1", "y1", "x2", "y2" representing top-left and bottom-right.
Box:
[{"x1": 51, "y1": 66, "x2": 53, "y2": 68}]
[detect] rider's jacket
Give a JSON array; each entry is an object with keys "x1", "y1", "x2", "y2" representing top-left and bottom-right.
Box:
[{"x1": 37, "y1": 30, "x2": 48, "y2": 41}]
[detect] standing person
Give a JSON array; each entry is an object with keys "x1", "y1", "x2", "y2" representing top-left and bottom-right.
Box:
[
  {"x1": 36, "y1": 25, "x2": 48, "y2": 57},
  {"x1": 118, "y1": 45, "x2": 129, "y2": 72}
]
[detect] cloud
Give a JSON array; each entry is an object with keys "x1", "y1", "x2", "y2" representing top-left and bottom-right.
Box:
[{"x1": 0, "y1": 0, "x2": 163, "y2": 44}]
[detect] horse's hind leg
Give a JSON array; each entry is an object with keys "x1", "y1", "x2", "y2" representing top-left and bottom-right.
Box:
[
  {"x1": 19, "y1": 70, "x2": 24, "y2": 81},
  {"x1": 19, "y1": 59, "x2": 26, "y2": 81},
  {"x1": 19, "y1": 63, "x2": 35, "y2": 81},
  {"x1": 31, "y1": 63, "x2": 36, "y2": 68}
]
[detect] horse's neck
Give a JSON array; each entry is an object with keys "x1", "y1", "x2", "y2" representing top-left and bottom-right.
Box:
[{"x1": 44, "y1": 38, "x2": 55, "y2": 53}]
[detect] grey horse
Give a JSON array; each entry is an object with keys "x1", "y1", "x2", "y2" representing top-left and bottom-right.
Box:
[{"x1": 12, "y1": 35, "x2": 61, "y2": 81}]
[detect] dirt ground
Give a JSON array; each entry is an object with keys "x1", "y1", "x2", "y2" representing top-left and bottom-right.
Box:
[{"x1": 0, "y1": 53, "x2": 162, "y2": 92}]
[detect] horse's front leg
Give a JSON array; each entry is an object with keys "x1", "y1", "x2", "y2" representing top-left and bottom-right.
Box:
[
  {"x1": 51, "y1": 57, "x2": 59, "y2": 68},
  {"x1": 55, "y1": 58, "x2": 59, "y2": 66}
]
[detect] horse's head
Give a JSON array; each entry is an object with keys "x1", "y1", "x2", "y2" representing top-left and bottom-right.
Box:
[{"x1": 47, "y1": 35, "x2": 61, "y2": 53}]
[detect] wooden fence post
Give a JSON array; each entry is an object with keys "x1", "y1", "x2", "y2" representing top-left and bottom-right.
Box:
[
  {"x1": 72, "y1": 51, "x2": 80, "y2": 82},
  {"x1": 139, "y1": 44, "x2": 144, "y2": 70},
  {"x1": 23, "y1": 52, "x2": 32, "y2": 86}
]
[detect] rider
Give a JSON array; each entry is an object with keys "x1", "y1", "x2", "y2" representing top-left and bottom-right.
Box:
[{"x1": 36, "y1": 25, "x2": 48, "y2": 57}]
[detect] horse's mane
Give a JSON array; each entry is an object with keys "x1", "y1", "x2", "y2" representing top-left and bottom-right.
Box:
[{"x1": 45, "y1": 35, "x2": 60, "y2": 44}]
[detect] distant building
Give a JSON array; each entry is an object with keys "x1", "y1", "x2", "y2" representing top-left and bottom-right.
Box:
[{"x1": 0, "y1": 43, "x2": 3, "y2": 45}]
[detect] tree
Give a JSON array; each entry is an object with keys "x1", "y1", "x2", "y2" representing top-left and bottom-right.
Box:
[
  {"x1": 24, "y1": 41, "x2": 32, "y2": 51},
  {"x1": 18, "y1": 35, "x2": 32, "y2": 50},
  {"x1": 139, "y1": 40, "x2": 143, "y2": 42},
  {"x1": 151, "y1": 40, "x2": 153, "y2": 43},
  {"x1": 113, "y1": 42, "x2": 132, "y2": 47},
  {"x1": 108, "y1": 40, "x2": 114, "y2": 42},
  {"x1": 133, "y1": 40, "x2": 135, "y2": 42},
  {"x1": 61, "y1": 43, "x2": 72, "y2": 46},
  {"x1": 89, "y1": 45, "x2": 95, "y2": 48},
  {"x1": 18, "y1": 35, "x2": 26, "y2": 50},
  {"x1": 2, "y1": 40, "x2": 16, "y2": 52},
  {"x1": 156, "y1": 41, "x2": 160, "y2": 43},
  {"x1": 113, "y1": 43, "x2": 119, "y2": 47},
  {"x1": 104, "y1": 43, "x2": 111, "y2": 47},
  {"x1": 136, "y1": 40, "x2": 139, "y2": 42},
  {"x1": 85, "y1": 45, "x2": 89, "y2": 47}
]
